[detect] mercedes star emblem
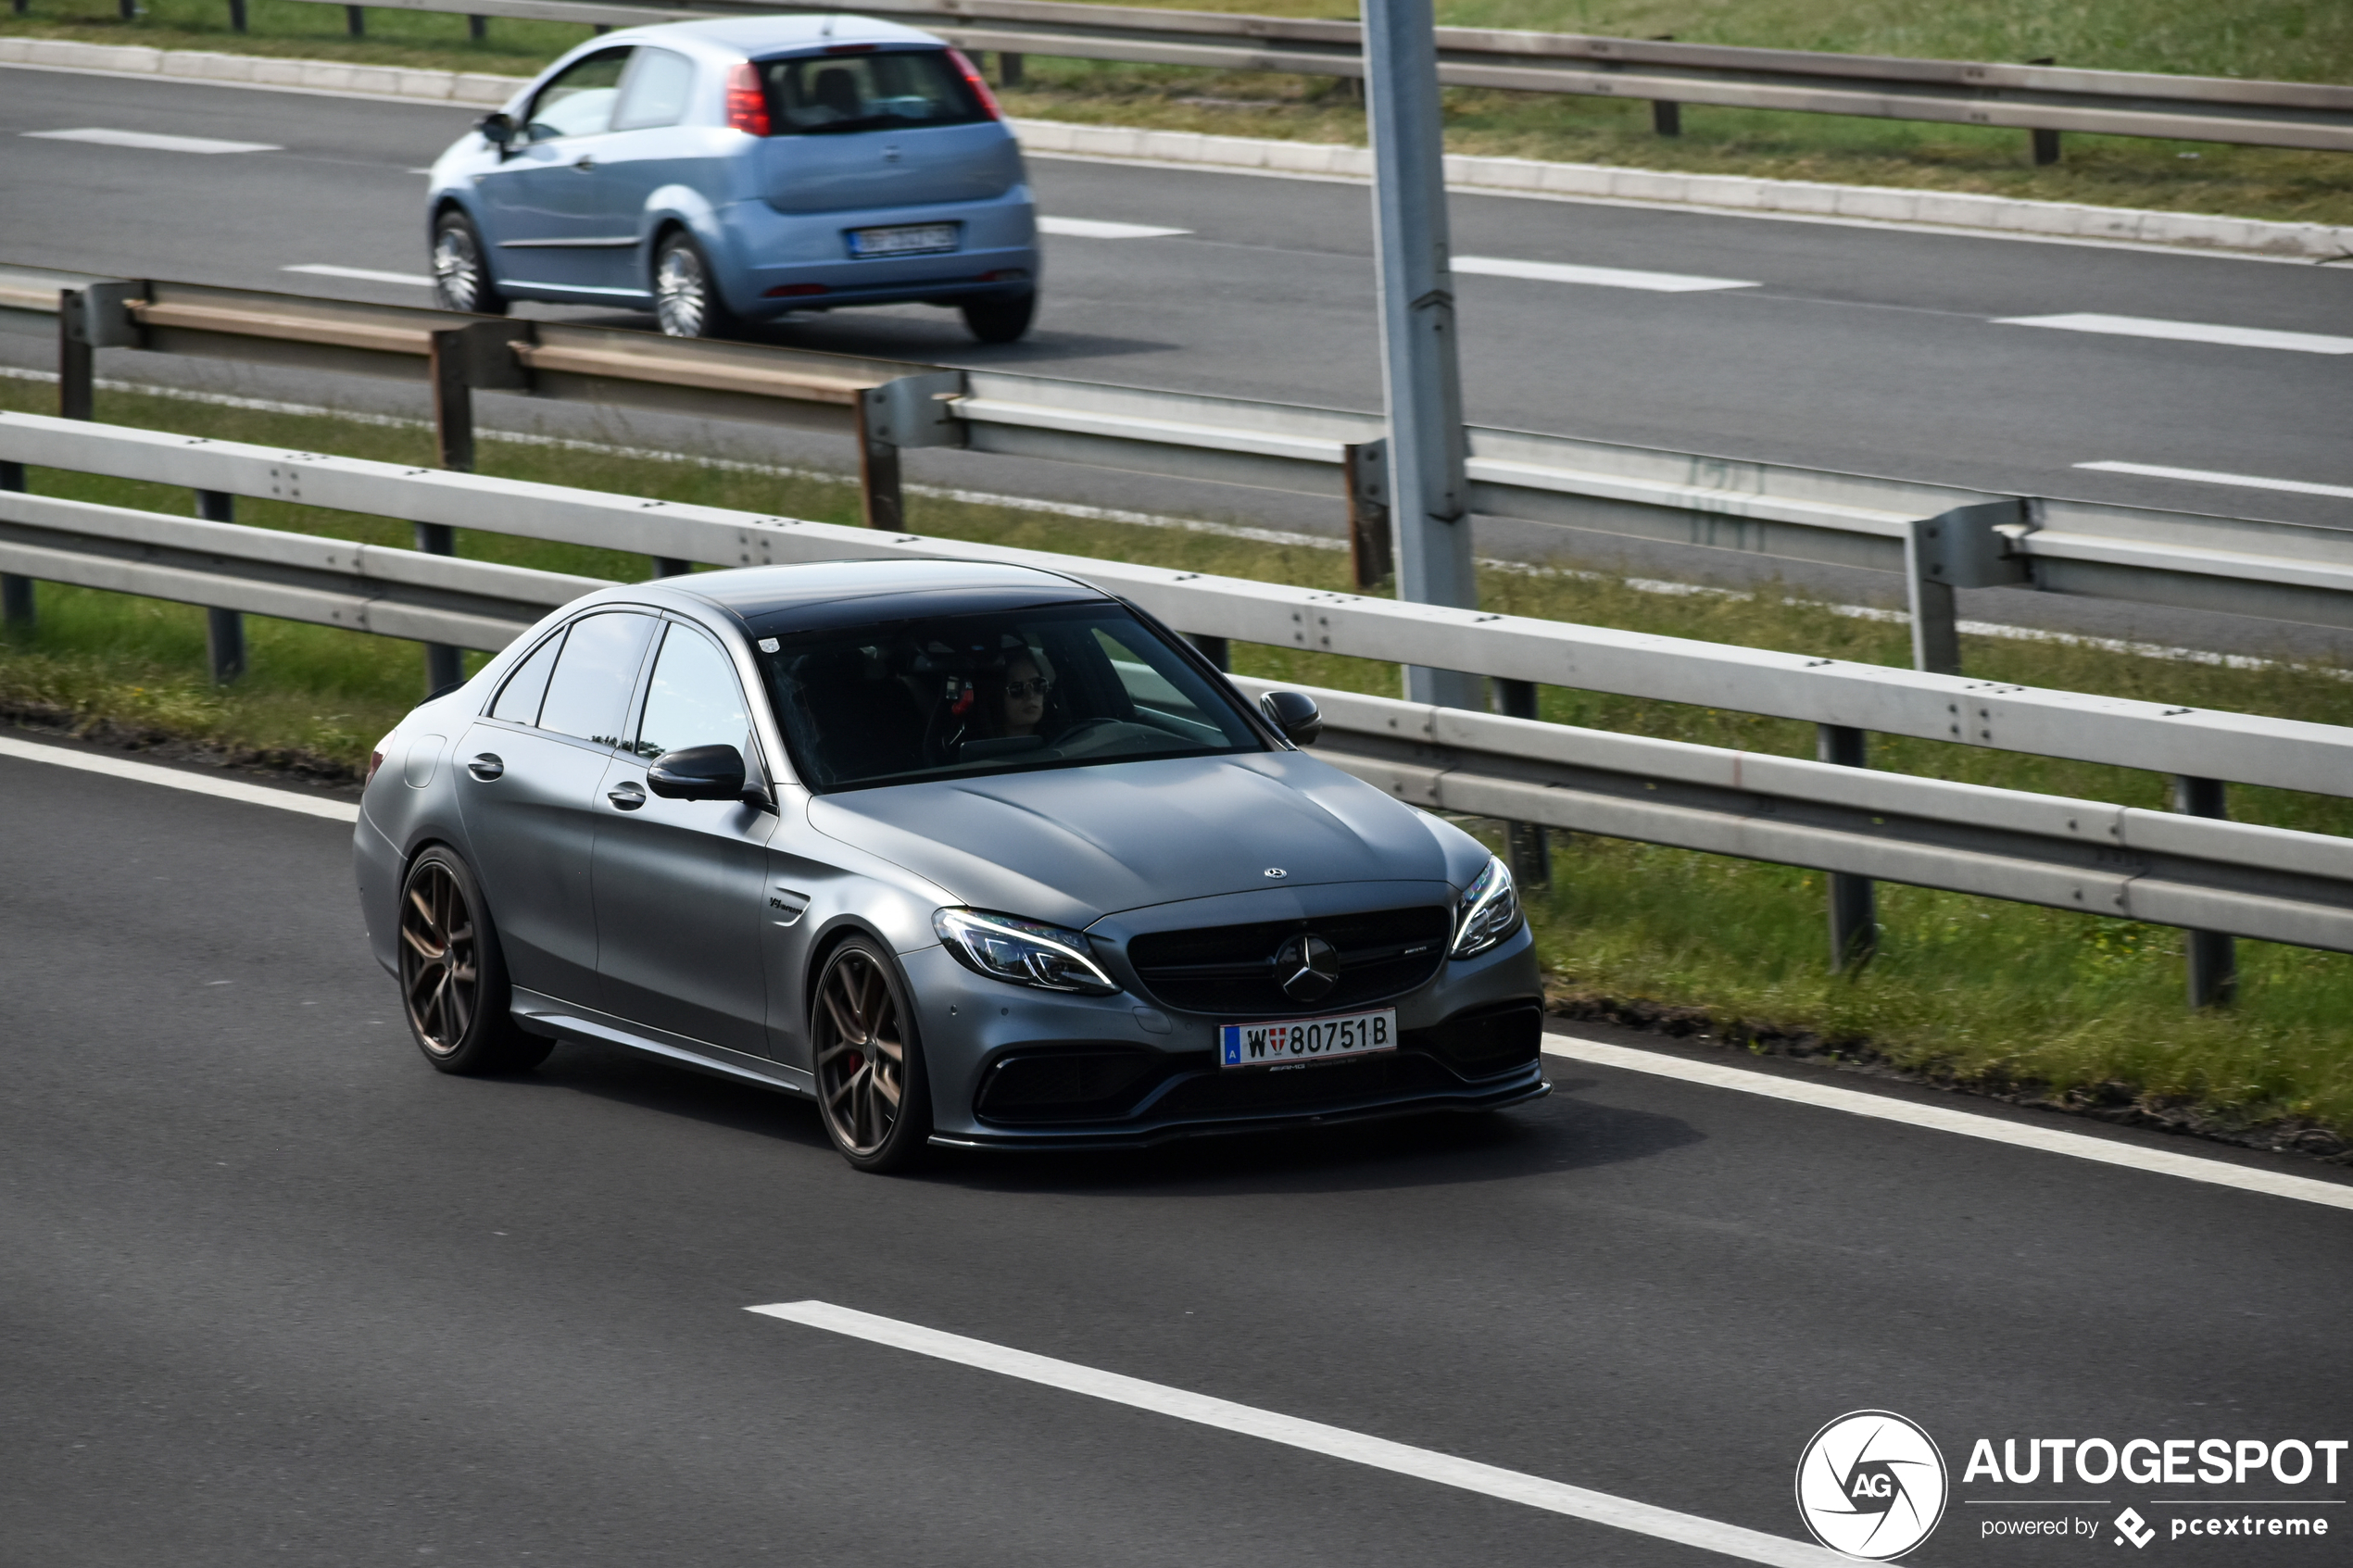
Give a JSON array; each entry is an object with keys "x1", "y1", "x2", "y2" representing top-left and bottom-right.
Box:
[{"x1": 1274, "y1": 933, "x2": 1340, "y2": 1002}]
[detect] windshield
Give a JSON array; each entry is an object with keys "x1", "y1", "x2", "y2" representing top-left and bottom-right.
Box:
[
  {"x1": 757, "y1": 48, "x2": 988, "y2": 135},
  {"x1": 760, "y1": 601, "x2": 1267, "y2": 792}
]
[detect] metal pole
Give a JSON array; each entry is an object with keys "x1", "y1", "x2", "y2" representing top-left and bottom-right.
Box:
[
  {"x1": 1491, "y1": 677, "x2": 1552, "y2": 891},
  {"x1": 1343, "y1": 439, "x2": 1392, "y2": 591},
  {"x1": 1818, "y1": 723, "x2": 1877, "y2": 971},
  {"x1": 229, "y1": 0, "x2": 246, "y2": 30},
  {"x1": 419, "y1": 330, "x2": 473, "y2": 694},
  {"x1": 855, "y1": 395, "x2": 905, "y2": 531},
  {"x1": 195, "y1": 491, "x2": 246, "y2": 684},
  {"x1": 468, "y1": 13, "x2": 484, "y2": 39},
  {"x1": 1362, "y1": 0, "x2": 1478, "y2": 711},
  {"x1": 57, "y1": 290, "x2": 94, "y2": 422},
  {"x1": 2173, "y1": 775, "x2": 2237, "y2": 1008},
  {"x1": 1, "y1": 460, "x2": 31, "y2": 636},
  {"x1": 346, "y1": 5, "x2": 364, "y2": 35},
  {"x1": 651, "y1": 557, "x2": 693, "y2": 579},
  {"x1": 1189, "y1": 634, "x2": 1230, "y2": 672},
  {"x1": 1652, "y1": 100, "x2": 1681, "y2": 136},
  {"x1": 1904, "y1": 515, "x2": 1962, "y2": 676},
  {"x1": 999, "y1": 51, "x2": 1025, "y2": 86}
]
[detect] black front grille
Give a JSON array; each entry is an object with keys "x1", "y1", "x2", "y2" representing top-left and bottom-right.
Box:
[
  {"x1": 1407, "y1": 1001, "x2": 1542, "y2": 1080},
  {"x1": 1148, "y1": 1049, "x2": 1460, "y2": 1119},
  {"x1": 1126, "y1": 905, "x2": 1452, "y2": 1017},
  {"x1": 975, "y1": 1047, "x2": 1169, "y2": 1125}
]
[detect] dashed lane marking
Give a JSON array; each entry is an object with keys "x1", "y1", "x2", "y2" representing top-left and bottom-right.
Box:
[
  {"x1": 2075, "y1": 460, "x2": 2353, "y2": 502},
  {"x1": 1994, "y1": 312, "x2": 2353, "y2": 355},
  {"x1": 0, "y1": 735, "x2": 359, "y2": 822},
  {"x1": 1542, "y1": 1033, "x2": 2353, "y2": 1213},
  {"x1": 748, "y1": 1299, "x2": 1844, "y2": 1567},
  {"x1": 1038, "y1": 216, "x2": 1192, "y2": 239},
  {"x1": 23, "y1": 126, "x2": 283, "y2": 154},
  {"x1": 1453, "y1": 255, "x2": 1760, "y2": 292},
  {"x1": 283, "y1": 263, "x2": 434, "y2": 287}
]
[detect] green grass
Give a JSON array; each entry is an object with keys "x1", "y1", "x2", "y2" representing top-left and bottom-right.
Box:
[
  {"x1": 9, "y1": 374, "x2": 2353, "y2": 1143},
  {"x1": 5, "y1": 0, "x2": 2347, "y2": 226}
]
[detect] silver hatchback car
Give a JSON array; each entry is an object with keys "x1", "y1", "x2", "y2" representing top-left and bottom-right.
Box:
[
  {"x1": 354, "y1": 561, "x2": 1547, "y2": 1171},
  {"x1": 424, "y1": 15, "x2": 1038, "y2": 342}
]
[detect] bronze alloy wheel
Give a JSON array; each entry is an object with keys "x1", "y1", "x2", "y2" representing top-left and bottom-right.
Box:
[
  {"x1": 402, "y1": 856, "x2": 478, "y2": 1055},
  {"x1": 396, "y1": 847, "x2": 548, "y2": 1075},
  {"x1": 812, "y1": 939, "x2": 928, "y2": 1170}
]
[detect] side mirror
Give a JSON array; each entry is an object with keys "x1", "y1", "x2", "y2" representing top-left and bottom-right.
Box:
[
  {"x1": 476, "y1": 111, "x2": 517, "y2": 156},
  {"x1": 646, "y1": 743, "x2": 748, "y2": 801},
  {"x1": 1259, "y1": 690, "x2": 1323, "y2": 747}
]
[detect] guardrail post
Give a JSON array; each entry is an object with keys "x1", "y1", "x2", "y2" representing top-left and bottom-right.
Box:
[
  {"x1": 1189, "y1": 634, "x2": 1231, "y2": 672},
  {"x1": 2173, "y1": 775, "x2": 2237, "y2": 1009},
  {"x1": 1000, "y1": 52, "x2": 1025, "y2": 86},
  {"x1": 429, "y1": 328, "x2": 476, "y2": 473},
  {"x1": 1491, "y1": 677, "x2": 1552, "y2": 891},
  {"x1": 1906, "y1": 502, "x2": 2029, "y2": 675},
  {"x1": 1652, "y1": 101, "x2": 1681, "y2": 136},
  {"x1": 1, "y1": 460, "x2": 30, "y2": 637},
  {"x1": 195, "y1": 490, "x2": 246, "y2": 684},
  {"x1": 118, "y1": 0, "x2": 132, "y2": 18},
  {"x1": 1818, "y1": 723, "x2": 1877, "y2": 971},
  {"x1": 229, "y1": 0, "x2": 246, "y2": 30},
  {"x1": 651, "y1": 557, "x2": 693, "y2": 579},
  {"x1": 1365, "y1": 0, "x2": 1478, "y2": 711},
  {"x1": 1343, "y1": 439, "x2": 1392, "y2": 590},
  {"x1": 2031, "y1": 128, "x2": 2062, "y2": 166},
  {"x1": 57, "y1": 290, "x2": 94, "y2": 422},
  {"x1": 346, "y1": 5, "x2": 364, "y2": 36},
  {"x1": 855, "y1": 396, "x2": 903, "y2": 531},
  {"x1": 853, "y1": 372, "x2": 963, "y2": 532},
  {"x1": 468, "y1": 13, "x2": 484, "y2": 40}
]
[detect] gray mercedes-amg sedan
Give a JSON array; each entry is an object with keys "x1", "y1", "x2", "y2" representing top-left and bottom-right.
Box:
[{"x1": 355, "y1": 559, "x2": 1547, "y2": 1171}]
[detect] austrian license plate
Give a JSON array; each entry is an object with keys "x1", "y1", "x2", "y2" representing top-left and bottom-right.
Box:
[
  {"x1": 1219, "y1": 1009, "x2": 1398, "y2": 1071},
  {"x1": 847, "y1": 222, "x2": 961, "y2": 257}
]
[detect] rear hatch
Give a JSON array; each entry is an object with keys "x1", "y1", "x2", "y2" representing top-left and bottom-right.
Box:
[{"x1": 751, "y1": 46, "x2": 1022, "y2": 215}]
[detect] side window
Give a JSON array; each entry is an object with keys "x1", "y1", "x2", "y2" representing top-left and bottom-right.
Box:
[
  {"x1": 1093, "y1": 626, "x2": 1227, "y2": 739},
  {"x1": 612, "y1": 48, "x2": 696, "y2": 132},
  {"x1": 525, "y1": 48, "x2": 633, "y2": 142},
  {"x1": 537, "y1": 611, "x2": 658, "y2": 747},
  {"x1": 635, "y1": 623, "x2": 753, "y2": 761},
  {"x1": 489, "y1": 627, "x2": 564, "y2": 724}
]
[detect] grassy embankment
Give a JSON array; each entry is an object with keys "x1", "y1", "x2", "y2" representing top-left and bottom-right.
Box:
[
  {"x1": 7, "y1": 374, "x2": 2353, "y2": 1146},
  {"x1": 4, "y1": 0, "x2": 2348, "y2": 226}
]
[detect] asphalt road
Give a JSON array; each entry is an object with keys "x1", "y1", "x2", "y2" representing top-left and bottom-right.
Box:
[{"x1": 6, "y1": 739, "x2": 2352, "y2": 1566}]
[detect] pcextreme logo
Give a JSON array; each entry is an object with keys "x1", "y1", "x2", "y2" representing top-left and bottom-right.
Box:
[{"x1": 1795, "y1": 1410, "x2": 1951, "y2": 1561}]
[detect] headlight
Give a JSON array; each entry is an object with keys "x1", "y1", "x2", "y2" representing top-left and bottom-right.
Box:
[
  {"x1": 934, "y1": 908, "x2": 1121, "y2": 996},
  {"x1": 1451, "y1": 856, "x2": 1522, "y2": 959}
]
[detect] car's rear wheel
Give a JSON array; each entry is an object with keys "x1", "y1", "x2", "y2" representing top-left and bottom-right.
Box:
[
  {"x1": 960, "y1": 290, "x2": 1036, "y2": 345},
  {"x1": 397, "y1": 847, "x2": 551, "y2": 1074},
  {"x1": 812, "y1": 936, "x2": 931, "y2": 1172},
  {"x1": 431, "y1": 210, "x2": 507, "y2": 316},
  {"x1": 653, "y1": 232, "x2": 739, "y2": 339}
]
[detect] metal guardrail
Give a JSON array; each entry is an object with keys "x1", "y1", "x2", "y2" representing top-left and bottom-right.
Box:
[
  {"x1": 10, "y1": 270, "x2": 2353, "y2": 688},
  {"x1": 3, "y1": 429, "x2": 2351, "y2": 972},
  {"x1": 253, "y1": 0, "x2": 2353, "y2": 158}
]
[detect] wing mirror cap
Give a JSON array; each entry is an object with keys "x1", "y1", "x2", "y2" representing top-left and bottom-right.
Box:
[
  {"x1": 646, "y1": 743, "x2": 750, "y2": 801},
  {"x1": 1259, "y1": 689, "x2": 1322, "y2": 746},
  {"x1": 476, "y1": 111, "x2": 517, "y2": 151}
]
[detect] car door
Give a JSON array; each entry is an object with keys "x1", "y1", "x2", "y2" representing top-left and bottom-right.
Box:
[
  {"x1": 591, "y1": 618, "x2": 774, "y2": 1055},
  {"x1": 572, "y1": 46, "x2": 703, "y2": 295},
  {"x1": 456, "y1": 608, "x2": 659, "y2": 1004},
  {"x1": 476, "y1": 45, "x2": 637, "y2": 293}
]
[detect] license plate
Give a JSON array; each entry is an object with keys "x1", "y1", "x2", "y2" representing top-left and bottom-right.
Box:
[
  {"x1": 1219, "y1": 1009, "x2": 1397, "y2": 1070},
  {"x1": 847, "y1": 222, "x2": 961, "y2": 257}
]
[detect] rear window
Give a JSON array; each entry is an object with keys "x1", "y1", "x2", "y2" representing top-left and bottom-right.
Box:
[
  {"x1": 757, "y1": 48, "x2": 989, "y2": 135},
  {"x1": 758, "y1": 601, "x2": 1265, "y2": 792}
]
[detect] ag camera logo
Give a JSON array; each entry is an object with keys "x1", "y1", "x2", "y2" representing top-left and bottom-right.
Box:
[{"x1": 1795, "y1": 1410, "x2": 1949, "y2": 1561}]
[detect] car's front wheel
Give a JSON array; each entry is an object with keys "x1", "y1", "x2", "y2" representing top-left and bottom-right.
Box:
[
  {"x1": 397, "y1": 846, "x2": 551, "y2": 1074},
  {"x1": 430, "y1": 210, "x2": 507, "y2": 316},
  {"x1": 653, "y1": 232, "x2": 739, "y2": 339},
  {"x1": 960, "y1": 290, "x2": 1036, "y2": 344},
  {"x1": 812, "y1": 936, "x2": 932, "y2": 1172}
]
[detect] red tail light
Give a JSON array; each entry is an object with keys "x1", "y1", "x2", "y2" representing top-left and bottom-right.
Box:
[
  {"x1": 947, "y1": 48, "x2": 1002, "y2": 120},
  {"x1": 366, "y1": 733, "x2": 395, "y2": 787},
  {"x1": 726, "y1": 61, "x2": 772, "y2": 136}
]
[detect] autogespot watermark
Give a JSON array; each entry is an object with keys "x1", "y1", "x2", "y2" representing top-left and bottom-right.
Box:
[{"x1": 1797, "y1": 1414, "x2": 2346, "y2": 1558}]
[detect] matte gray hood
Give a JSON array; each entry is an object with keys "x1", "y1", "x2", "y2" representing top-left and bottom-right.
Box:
[{"x1": 807, "y1": 752, "x2": 1456, "y2": 929}]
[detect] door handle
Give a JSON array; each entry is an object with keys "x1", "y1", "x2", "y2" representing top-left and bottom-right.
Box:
[
  {"x1": 466, "y1": 753, "x2": 504, "y2": 781},
  {"x1": 572, "y1": 155, "x2": 597, "y2": 170},
  {"x1": 607, "y1": 780, "x2": 647, "y2": 810}
]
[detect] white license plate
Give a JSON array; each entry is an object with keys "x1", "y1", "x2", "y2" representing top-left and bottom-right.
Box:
[
  {"x1": 848, "y1": 222, "x2": 961, "y2": 257},
  {"x1": 1219, "y1": 1009, "x2": 1397, "y2": 1071}
]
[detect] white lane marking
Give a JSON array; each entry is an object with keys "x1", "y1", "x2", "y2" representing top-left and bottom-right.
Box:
[
  {"x1": 0, "y1": 735, "x2": 359, "y2": 822},
  {"x1": 749, "y1": 1299, "x2": 1842, "y2": 1567},
  {"x1": 2076, "y1": 460, "x2": 2353, "y2": 502},
  {"x1": 1994, "y1": 312, "x2": 2353, "y2": 356},
  {"x1": 1542, "y1": 1034, "x2": 2353, "y2": 1213},
  {"x1": 283, "y1": 263, "x2": 434, "y2": 287},
  {"x1": 1038, "y1": 216, "x2": 1191, "y2": 239},
  {"x1": 24, "y1": 126, "x2": 283, "y2": 155},
  {"x1": 1453, "y1": 255, "x2": 1759, "y2": 293}
]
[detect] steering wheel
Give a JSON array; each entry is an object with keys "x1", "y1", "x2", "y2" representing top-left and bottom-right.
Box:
[{"x1": 1049, "y1": 717, "x2": 1122, "y2": 749}]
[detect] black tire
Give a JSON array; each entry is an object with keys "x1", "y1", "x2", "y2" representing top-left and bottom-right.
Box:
[
  {"x1": 652, "y1": 231, "x2": 741, "y2": 339},
  {"x1": 811, "y1": 936, "x2": 932, "y2": 1173},
  {"x1": 396, "y1": 846, "x2": 552, "y2": 1075},
  {"x1": 960, "y1": 290, "x2": 1036, "y2": 345},
  {"x1": 430, "y1": 209, "x2": 508, "y2": 316}
]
